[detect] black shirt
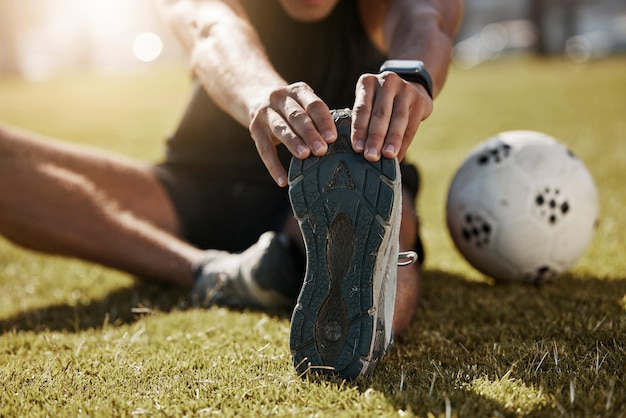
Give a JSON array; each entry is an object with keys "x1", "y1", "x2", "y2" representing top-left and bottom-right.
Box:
[{"x1": 164, "y1": 0, "x2": 386, "y2": 183}]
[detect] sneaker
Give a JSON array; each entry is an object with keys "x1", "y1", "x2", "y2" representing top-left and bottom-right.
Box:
[
  {"x1": 287, "y1": 108, "x2": 406, "y2": 379},
  {"x1": 191, "y1": 231, "x2": 303, "y2": 309}
]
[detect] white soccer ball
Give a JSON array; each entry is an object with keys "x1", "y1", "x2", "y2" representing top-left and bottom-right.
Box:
[{"x1": 445, "y1": 130, "x2": 599, "y2": 283}]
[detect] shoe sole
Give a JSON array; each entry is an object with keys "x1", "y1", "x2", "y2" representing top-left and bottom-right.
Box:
[{"x1": 288, "y1": 110, "x2": 400, "y2": 380}]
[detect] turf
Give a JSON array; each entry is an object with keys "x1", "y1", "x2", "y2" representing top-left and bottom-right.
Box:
[{"x1": 0, "y1": 57, "x2": 625, "y2": 417}]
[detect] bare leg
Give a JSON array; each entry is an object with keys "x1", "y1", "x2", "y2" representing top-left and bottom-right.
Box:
[
  {"x1": 393, "y1": 190, "x2": 421, "y2": 336},
  {"x1": 0, "y1": 125, "x2": 205, "y2": 287}
]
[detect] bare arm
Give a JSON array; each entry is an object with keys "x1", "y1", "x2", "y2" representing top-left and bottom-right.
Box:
[
  {"x1": 352, "y1": 0, "x2": 463, "y2": 161},
  {"x1": 157, "y1": 0, "x2": 278, "y2": 125},
  {"x1": 354, "y1": 0, "x2": 462, "y2": 335},
  {"x1": 384, "y1": 0, "x2": 463, "y2": 97},
  {"x1": 157, "y1": 0, "x2": 336, "y2": 186}
]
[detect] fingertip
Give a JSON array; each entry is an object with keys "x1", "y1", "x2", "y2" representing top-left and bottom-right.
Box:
[
  {"x1": 365, "y1": 147, "x2": 380, "y2": 161},
  {"x1": 382, "y1": 144, "x2": 397, "y2": 159},
  {"x1": 276, "y1": 174, "x2": 288, "y2": 188},
  {"x1": 353, "y1": 140, "x2": 365, "y2": 153},
  {"x1": 296, "y1": 145, "x2": 310, "y2": 159},
  {"x1": 323, "y1": 130, "x2": 336, "y2": 143},
  {"x1": 312, "y1": 141, "x2": 327, "y2": 156}
]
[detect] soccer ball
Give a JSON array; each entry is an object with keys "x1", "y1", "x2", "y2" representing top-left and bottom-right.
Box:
[{"x1": 445, "y1": 130, "x2": 598, "y2": 283}]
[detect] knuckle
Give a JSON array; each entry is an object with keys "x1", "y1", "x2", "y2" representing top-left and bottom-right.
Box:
[
  {"x1": 270, "y1": 118, "x2": 284, "y2": 133},
  {"x1": 358, "y1": 73, "x2": 378, "y2": 85},
  {"x1": 289, "y1": 81, "x2": 312, "y2": 93},
  {"x1": 269, "y1": 87, "x2": 288, "y2": 105},
  {"x1": 304, "y1": 99, "x2": 326, "y2": 114},
  {"x1": 393, "y1": 106, "x2": 411, "y2": 121},
  {"x1": 288, "y1": 109, "x2": 308, "y2": 121},
  {"x1": 387, "y1": 130, "x2": 404, "y2": 144},
  {"x1": 271, "y1": 122, "x2": 291, "y2": 140},
  {"x1": 371, "y1": 105, "x2": 390, "y2": 119},
  {"x1": 272, "y1": 122, "x2": 299, "y2": 144},
  {"x1": 380, "y1": 71, "x2": 401, "y2": 83},
  {"x1": 367, "y1": 130, "x2": 386, "y2": 145},
  {"x1": 287, "y1": 112, "x2": 318, "y2": 139}
]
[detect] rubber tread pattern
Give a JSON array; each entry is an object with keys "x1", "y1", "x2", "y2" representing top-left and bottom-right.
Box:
[{"x1": 288, "y1": 109, "x2": 398, "y2": 380}]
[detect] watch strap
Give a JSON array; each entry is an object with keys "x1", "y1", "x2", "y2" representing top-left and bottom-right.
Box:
[{"x1": 396, "y1": 69, "x2": 433, "y2": 99}]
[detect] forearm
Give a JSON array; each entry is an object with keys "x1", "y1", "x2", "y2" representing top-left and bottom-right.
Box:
[
  {"x1": 384, "y1": 0, "x2": 463, "y2": 97},
  {"x1": 157, "y1": 0, "x2": 287, "y2": 126}
]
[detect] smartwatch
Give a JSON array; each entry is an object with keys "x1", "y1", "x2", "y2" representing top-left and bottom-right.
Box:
[{"x1": 379, "y1": 60, "x2": 433, "y2": 99}]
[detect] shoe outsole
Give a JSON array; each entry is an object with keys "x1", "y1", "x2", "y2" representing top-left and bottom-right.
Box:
[{"x1": 288, "y1": 109, "x2": 399, "y2": 380}]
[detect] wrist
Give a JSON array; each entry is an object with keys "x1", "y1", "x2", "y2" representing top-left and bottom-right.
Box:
[{"x1": 379, "y1": 60, "x2": 433, "y2": 99}]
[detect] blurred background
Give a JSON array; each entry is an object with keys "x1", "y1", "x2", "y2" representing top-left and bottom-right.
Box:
[{"x1": 0, "y1": 0, "x2": 625, "y2": 80}]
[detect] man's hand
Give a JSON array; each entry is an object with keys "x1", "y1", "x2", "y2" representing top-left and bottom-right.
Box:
[
  {"x1": 351, "y1": 71, "x2": 433, "y2": 163},
  {"x1": 248, "y1": 73, "x2": 433, "y2": 187},
  {"x1": 249, "y1": 82, "x2": 337, "y2": 187}
]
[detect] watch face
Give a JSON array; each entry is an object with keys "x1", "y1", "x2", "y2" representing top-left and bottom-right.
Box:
[{"x1": 381, "y1": 60, "x2": 424, "y2": 72}]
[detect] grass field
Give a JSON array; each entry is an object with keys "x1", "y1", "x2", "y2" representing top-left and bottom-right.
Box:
[{"x1": 1, "y1": 57, "x2": 625, "y2": 417}]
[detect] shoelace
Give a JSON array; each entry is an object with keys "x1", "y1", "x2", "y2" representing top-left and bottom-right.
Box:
[{"x1": 398, "y1": 251, "x2": 419, "y2": 266}]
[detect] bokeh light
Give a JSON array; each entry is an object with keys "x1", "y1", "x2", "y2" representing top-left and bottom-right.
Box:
[{"x1": 133, "y1": 32, "x2": 163, "y2": 62}]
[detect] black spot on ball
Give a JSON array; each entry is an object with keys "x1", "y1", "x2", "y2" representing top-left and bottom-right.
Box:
[{"x1": 536, "y1": 195, "x2": 545, "y2": 206}]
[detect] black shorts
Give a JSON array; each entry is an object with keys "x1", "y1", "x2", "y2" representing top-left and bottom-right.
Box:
[
  {"x1": 155, "y1": 160, "x2": 423, "y2": 260},
  {"x1": 154, "y1": 163, "x2": 291, "y2": 252}
]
